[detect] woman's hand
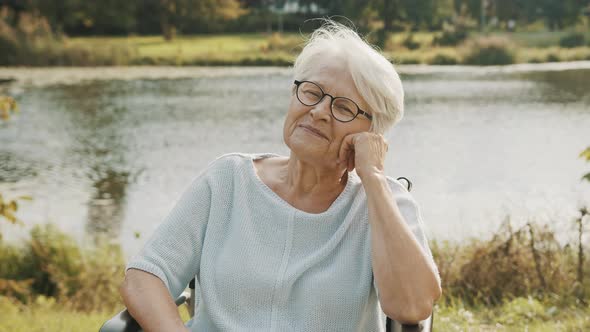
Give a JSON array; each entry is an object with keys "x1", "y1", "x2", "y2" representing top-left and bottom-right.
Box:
[{"x1": 337, "y1": 132, "x2": 388, "y2": 180}]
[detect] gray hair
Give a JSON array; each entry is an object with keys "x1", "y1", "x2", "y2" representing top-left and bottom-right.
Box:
[{"x1": 293, "y1": 20, "x2": 404, "y2": 134}]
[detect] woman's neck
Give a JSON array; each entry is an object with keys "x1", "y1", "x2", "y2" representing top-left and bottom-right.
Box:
[{"x1": 283, "y1": 154, "x2": 347, "y2": 197}]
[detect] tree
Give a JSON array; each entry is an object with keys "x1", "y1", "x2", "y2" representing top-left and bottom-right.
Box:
[{"x1": 158, "y1": 0, "x2": 246, "y2": 40}]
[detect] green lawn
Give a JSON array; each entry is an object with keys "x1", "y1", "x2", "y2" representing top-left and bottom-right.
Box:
[
  {"x1": 0, "y1": 296, "x2": 192, "y2": 332},
  {"x1": 64, "y1": 31, "x2": 590, "y2": 66},
  {"x1": 3, "y1": 297, "x2": 589, "y2": 331}
]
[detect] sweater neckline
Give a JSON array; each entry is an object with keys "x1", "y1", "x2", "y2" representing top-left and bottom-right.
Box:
[{"x1": 247, "y1": 153, "x2": 356, "y2": 217}]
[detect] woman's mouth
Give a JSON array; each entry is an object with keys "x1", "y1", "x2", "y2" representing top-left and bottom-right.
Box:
[{"x1": 299, "y1": 125, "x2": 329, "y2": 140}]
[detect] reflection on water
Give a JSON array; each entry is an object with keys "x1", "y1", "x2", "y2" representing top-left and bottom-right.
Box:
[
  {"x1": 0, "y1": 65, "x2": 589, "y2": 253},
  {"x1": 86, "y1": 169, "x2": 129, "y2": 241}
]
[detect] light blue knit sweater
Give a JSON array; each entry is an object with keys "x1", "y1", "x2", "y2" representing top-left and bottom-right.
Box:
[{"x1": 127, "y1": 153, "x2": 436, "y2": 331}]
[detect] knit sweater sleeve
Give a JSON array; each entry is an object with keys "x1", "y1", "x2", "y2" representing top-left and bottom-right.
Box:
[{"x1": 126, "y1": 168, "x2": 213, "y2": 300}]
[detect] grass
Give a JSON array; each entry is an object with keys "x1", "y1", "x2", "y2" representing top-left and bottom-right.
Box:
[
  {"x1": 1, "y1": 209, "x2": 590, "y2": 330},
  {"x1": 2, "y1": 30, "x2": 589, "y2": 66},
  {"x1": 436, "y1": 300, "x2": 590, "y2": 331},
  {"x1": 0, "y1": 295, "x2": 192, "y2": 332},
  {"x1": 67, "y1": 33, "x2": 301, "y2": 66},
  {"x1": 58, "y1": 30, "x2": 590, "y2": 66},
  {"x1": 1, "y1": 295, "x2": 589, "y2": 331}
]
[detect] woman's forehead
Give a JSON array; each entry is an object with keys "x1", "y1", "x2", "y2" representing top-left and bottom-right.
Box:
[{"x1": 307, "y1": 60, "x2": 353, "y2": 91}]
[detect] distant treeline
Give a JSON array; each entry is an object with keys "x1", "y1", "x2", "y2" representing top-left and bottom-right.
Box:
[{"x1": 1, "y1": 0, "x2": 589, "y2": 38}]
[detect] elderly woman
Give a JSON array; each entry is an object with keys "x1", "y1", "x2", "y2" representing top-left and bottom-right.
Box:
[{"x1": 120, "y1": 21, "x2": 441, "y2": 331}]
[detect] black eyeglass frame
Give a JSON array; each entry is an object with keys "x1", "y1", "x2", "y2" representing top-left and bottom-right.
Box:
[{"x1": 293, "y1": 80, "x2": 373, "y2": 122}]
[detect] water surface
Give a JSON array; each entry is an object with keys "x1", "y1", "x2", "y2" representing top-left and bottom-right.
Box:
[{"x1": 1, "y1": 64, "x2": 589, "y2": 254}]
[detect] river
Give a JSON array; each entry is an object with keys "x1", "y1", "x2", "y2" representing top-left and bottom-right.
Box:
[{"x1": 1, "y1": 63, "x2": 589, "y2": 255}]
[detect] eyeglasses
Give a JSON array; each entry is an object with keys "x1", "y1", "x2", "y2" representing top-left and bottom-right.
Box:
[{"x1": 293, "y1": 80, "x2": 372, "y2": 122}]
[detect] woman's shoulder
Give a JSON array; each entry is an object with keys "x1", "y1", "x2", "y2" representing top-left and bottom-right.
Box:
[
  {"x1": 199, "y1": 152, "x2": 281, "y2": 178},
  {"x1": 209, "y1": 152, "x2": 280, "y2": 168}
]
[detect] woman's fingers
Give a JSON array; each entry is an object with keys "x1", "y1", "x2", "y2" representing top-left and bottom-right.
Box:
[
  {"x1": 347, "y1": 149, "x2": 355, "y2": 172},
  {"x1": 338, "y1": 134, "x2": 355, "y2": 164}
]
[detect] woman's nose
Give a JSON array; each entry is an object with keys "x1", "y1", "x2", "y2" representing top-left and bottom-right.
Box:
[{"x1": 309, "y1": 96, "x2": 332, "y2": 121}]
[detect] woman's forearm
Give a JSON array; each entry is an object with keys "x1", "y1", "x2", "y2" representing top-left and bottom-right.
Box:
[
  {"x1": 362, "y1": 173, "x2": 441, "y2": 323},
  {"x1": 120, "y1": 269, "x2": 189, "y2": 332}
]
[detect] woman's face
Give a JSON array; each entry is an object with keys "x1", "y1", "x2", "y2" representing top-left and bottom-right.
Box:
[{"x1": 284, "y1": 56, "x2": 372, "y2": 168}]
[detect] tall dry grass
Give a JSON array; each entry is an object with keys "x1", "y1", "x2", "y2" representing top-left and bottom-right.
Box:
[
  {"x1": 0, "y1": 224, "x2": 125, "y2": 312},
  {"x1": 433, "y1": 212, "x2": 590, "y2": 308}
]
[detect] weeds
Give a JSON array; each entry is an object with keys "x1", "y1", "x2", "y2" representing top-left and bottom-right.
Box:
[
  {"x1": 462, "y1": 36, "x2": 516, "y2": 65},
  {"x1": 0, "y1": 224, "x2": 125, "y2": 312}
]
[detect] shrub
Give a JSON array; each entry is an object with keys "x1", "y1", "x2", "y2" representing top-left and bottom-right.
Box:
[
  {"x1": 0, "y1": 13, "x2": 135, "y2": 66},
  {"x1": 261, "y1": 33, "x2": 302, "y2": 54},
  {"x1": 433, "y1": 21, "x2": 469, "y2": 46},
  {"x1": 0, "y1": 225, "x2": 125, "y2": 312},
  {"x1": 559, "y1": 32, "x2": 586, "y2": 48},
  {"x1": 462, "y1": 36, "x2": 515, "y2": 65},
  {"x1": 496, "y1": 297, "x2": 549, "y2": 324},
  {"x1": 402, "y1": 34, "x2": 420, "y2": 50},
  {"x1": 546, "y1": 53, "x2": 560, "y2": 62},
  {"x1": 433, "y1": 220, "x2": 579, "y2": 307},
  {"x1": 433, "y1": 29, "x2": 468, "y2": 46},
  {"x1": 429, "y1": 52, "x2": 459, "y2": 65}
]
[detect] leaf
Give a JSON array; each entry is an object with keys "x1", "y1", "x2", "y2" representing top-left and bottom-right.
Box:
[
  {"x1": 8, "y1": 200, "x2": 17, "y2": 212},
  {"x1": 582, "y1": 173, "x2": 590, "y2": 183},
  {"x1": 580, "y1": 147, "x2": 590, "y2": 161},
  {"x1": 17, "y1": 195, "x2": 33, "y2": 201}
]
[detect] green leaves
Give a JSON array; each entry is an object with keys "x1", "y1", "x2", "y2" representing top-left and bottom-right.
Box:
[
  {"x1": 0, "y1": 194, "x2": 31, "y2": 226},
  {"x1": 581, "y1": 146, "x2": 590, "y2": 183},
  {"x1": 0, "y1": 96, "x2": 19, "y2": 121}
]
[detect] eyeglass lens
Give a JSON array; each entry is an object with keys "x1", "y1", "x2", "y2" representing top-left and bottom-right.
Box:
[{"x1": 297, "y1": 81, "x2": 359, "y2": 122}]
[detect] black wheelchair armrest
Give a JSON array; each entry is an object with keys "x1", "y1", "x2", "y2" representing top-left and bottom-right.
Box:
[
  {"x1": 99, "y1": 293, "x2": 188, "y2": 332},
  {"x1": 388, "y1": 314, "x2": 433, "y2": 332}
]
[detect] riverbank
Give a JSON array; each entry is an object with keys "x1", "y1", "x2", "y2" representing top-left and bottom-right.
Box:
[
  {"x1": 2, "y1": 217, "x2": 590, "y2": 331},
  {"x1": 55, "y1": 32, "x2": 590, "y2": 66},
  {"x1": 2, "y1": 61, "x2": 590, "y2": 88},
  {"x1": 3, "y1": 31, "x2": 590, "y2": 67},
  {"x1": 2, "y1": 296, "x2": 589, "y2": 331}
]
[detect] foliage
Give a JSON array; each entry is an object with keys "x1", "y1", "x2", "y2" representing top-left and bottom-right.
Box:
[
  {"x1": 559, "y1": 32, "x2": 587, "y2": 48},
  {"x1": 462, "y1": 36, "x2": 516, "y2": 65},
  {"x1": 261, "y1": 32, "x2": 302, "y2": 53},
  {"x1": 581, "y1": 147, "x2": 590, "y2": 183},
  {"x1": 0, "y1": 194, "x2": 32, "y2": 227},
  {"x1": 0, "y1": 225, "x2": 125, "y2": 312},
  {"x1": 432, "y1": 219, "x2": 588, "y2": 307},
  {"x1": 401, "y1": 33, "x2": 420, "y2": 50},
  {"x1": 429, "y1": 52, "x2": 459, "y2": 65},
  {"x1": 432, "y1": 20, "x2": 471, "y2": 46},
  {"x1": 0, "y1": 96, "x2": 19, "y2": 121},
  {"x1": 0, "y1": 11, "x2": 136, "y2": 66}
]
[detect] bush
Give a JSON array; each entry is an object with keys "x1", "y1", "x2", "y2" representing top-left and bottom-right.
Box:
[
  {"x1": 559, "y1": 32, "x2": 586, "y2": 48},
  {"x1": 402, "y1": 34, "x2": 420, "y2": 50},
  {"x1": 432, "y1": 220, "x2": 584, "y2": 307},
  {"x1": 433, "y1": 29, "x2": 468, "y2": 46},
  {"x1": 462, "y1": 36, "x2": 515, "y2": 65},
  {"x1": 429, "y1": 52, "x2": 459, "y2": 65},
  {"x1": 0, "y1": 13, "x2": 135, "y2": 66},
  {"x1": 496, "y1": 297, "x2": 549, "y2": 324},
  {"x1": 0, "y1": 224, "x2": 125, "y2": 312},
  {"x1": 546, "y1": 53, "x2": 561, "y2": 62},
  {"x1": 261, "y1": 33, "x2": 302, "y2": 54}
]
